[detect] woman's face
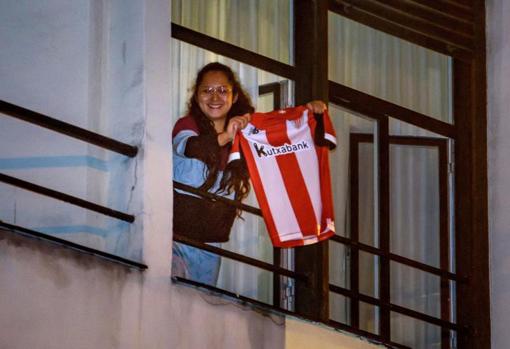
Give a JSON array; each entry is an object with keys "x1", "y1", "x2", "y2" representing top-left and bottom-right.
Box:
[{"x1": 196, "y1": 71, "x2": 237, "y2": 125}]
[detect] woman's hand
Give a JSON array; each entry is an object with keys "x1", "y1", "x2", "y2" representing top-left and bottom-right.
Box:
[
  {"x1": 306, "y1": 100, "x2": 327, "y2": 114},
  {"x1": 217, "y1": 113, "x2": 251, "y2": 146}
]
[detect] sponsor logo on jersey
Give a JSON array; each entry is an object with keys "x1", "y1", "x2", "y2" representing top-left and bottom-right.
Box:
[{"x1": 252, "y1": 140, "x2": 311, "y2": 158}]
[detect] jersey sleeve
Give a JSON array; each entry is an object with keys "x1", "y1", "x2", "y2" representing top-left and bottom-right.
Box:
[
  {"x1": 313, "y1": 109, "x2": 337, "y2": 150},
  {"x1": 172, "y1": 117, "x2": 208, "y2": 189},
  {"x1": 228, "y1": 133, "x2": 241, "y2": 164},
  {"x1": 172, "y1": 116, "x2": 199, "y2": 156}
]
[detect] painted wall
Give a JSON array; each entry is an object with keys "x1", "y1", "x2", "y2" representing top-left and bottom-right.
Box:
[
  {"x1": 487, "y1": 1, "x2": 510, "y2": 348},
  {"x1": 0, "y1": 1, "x2": 382, "y2": 348},
  {"x1": 285, "y1": 318, "x2": 383, "y2": 349},
  {"x1": 0, "y1": 0, "x2": 143, "y2": 260}
]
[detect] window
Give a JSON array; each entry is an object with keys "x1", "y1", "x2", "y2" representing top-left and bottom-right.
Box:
[{"x1": 170, "y1": 1, "x2": 489, "y2": 348}]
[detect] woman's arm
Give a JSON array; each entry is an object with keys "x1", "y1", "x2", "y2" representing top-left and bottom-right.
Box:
[{"x1": 217, "y1": 113, "x2": 251, "y2": 146}]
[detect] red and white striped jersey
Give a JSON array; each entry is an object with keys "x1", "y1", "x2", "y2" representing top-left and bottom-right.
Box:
[{"x1": 229, "y1": 105, "x2": 337, "y2": 248}]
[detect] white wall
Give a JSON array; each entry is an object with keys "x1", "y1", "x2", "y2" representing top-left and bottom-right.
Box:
[
  {"x1": 0, "y1": 1, "x2": 385, "y2": 348},
  {"x1": 0, "y1": 0, "x2": 93, "y2": 244},
  {"x1": 285, "y1": 318, "x2": 383, "y2": 349},
  {"x1": 0, "y1": 0, "x2": 143, "y2": 259},
  {"x1": 487, "y1": 1, "x2": 510, "y2": 348}
]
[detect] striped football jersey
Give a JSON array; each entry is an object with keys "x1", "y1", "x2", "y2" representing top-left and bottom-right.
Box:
[{"x1": 228, "y1": 105, "x2": 337, "y2": 248}]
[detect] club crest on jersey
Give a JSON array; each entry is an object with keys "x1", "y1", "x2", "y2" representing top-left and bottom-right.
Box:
[
  {"x1": 252, "y1": 140, "x2": 311, "y2": 158},
  {"x1": 249, "y1": 126, "x2": 260, "y2": 135}
]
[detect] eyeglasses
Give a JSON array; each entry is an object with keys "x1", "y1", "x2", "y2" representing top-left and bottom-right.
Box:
[{"x1": 199, "y1": 86, "x2": 232, "y2": 98}]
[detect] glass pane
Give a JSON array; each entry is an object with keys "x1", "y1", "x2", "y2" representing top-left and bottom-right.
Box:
[
  {"x1": 389, "y1": 119, "x2": 448, "y2": 138},
  {"x1": 391, "y1": 262, "x2": 440, "y2": 318},
  {"x1": 390, "y1": 143, "x2": 440, "y2": 267},
  {"x1": 328, "y1": 12, "x2": 452, "y2": 123},
  {"x1": 329, "y1": 292, "x2": 350, "y2": 325},
  {"x1": 450, "y1": 330, "x2": 458, "y2": 349},
  {"x1": 358, "y1": 142, "x2": 377, "y2": 247},
  {"x1": 329, "y1": 241, "x2": 350, "y2": 289},
  {"x1": 257, "y1": 93, "x2": 275, "y2": 113},
  {"x1": 258, "y1": 79, "x2": 293, "y2": 111},
  {"x1": 172, "y1": 0, "x2": 293, "y2": 65},
  {"x1": 217, "y1": 259, "x2": 274, "y2": 305},
  {"x1": 359, "y1": 302, "x2": 379, "y2": 335},
  {"x1": 279, "y1": 248, "x2": 295, "y2": 312},
  {"x1": 328, "y1": 104, "x2": 378, "y2": 246},
  {"x1": 391, "y1": 312, "x2": 442, "y2": 349},
  {"x1": 359, "y1": 251, "x2": 379, "y2": 298},
  {"x1": 221, "y1": 208, "x2": 273, "y2": 262},
  {"x1": 450, "y1": 280, "x2": 457, "y2": 324}
]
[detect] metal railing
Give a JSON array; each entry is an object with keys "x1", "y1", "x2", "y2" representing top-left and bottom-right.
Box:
[
  {"x1": 0, "y1": 99, "x2": 145, "y2": 269},
  {"x1": 172, "y1": 180, "x2": 309, "y2": 309}
]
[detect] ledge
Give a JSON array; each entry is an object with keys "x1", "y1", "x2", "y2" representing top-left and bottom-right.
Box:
[
  {"x1": 0, "y1": 221, "x2": 147, "y2": 270},
  {"x1": 171, "y1": 276, "x2": 399, "y2": 348}
]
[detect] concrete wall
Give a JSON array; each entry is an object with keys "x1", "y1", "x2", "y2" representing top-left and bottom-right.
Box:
[
  {"x1": 0, "y1": 228, "x2": 287, "y2": 349},
  {"x1": 285, "y1": 318, "x2": 383, "y2": 349},
  {"x1": 487, "y1": 1, "x2": 510, "y2": 348},
  {"x1": 0, "y1": 0, "x2": 143, "y2": 260}
]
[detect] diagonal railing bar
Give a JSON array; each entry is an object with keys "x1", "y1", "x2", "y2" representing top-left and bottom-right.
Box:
[
  {"x1": 0, "y1": 221, "x2": 147, "y2": 269},
  {"x1": 328, "y1": 81, "x2": 456, "y2": 138},
  {"x1": 173, "y1": 234, "x2": 308, "y2": 284},
  {"x1": 0, "y1": 100, "x2": 138, "y2": 157},
  {"x1": 0, "y1": 173, "x2": 135, "y2": 222},
  {"x1": 329, "y1": 284, "x2": 463, "y2": 332},
  {"x1": 173, "y1": 181, "x2": 262, "y2": 216},
  {"x1": 174, "y1": 276, "x2": 293, "y2": 314},
  {"x1": 171, "y1": 23, "x2": 296, "y2": 80},
  {"x1": 330, "y1": 234, "x2": 463, "y2": 282}
]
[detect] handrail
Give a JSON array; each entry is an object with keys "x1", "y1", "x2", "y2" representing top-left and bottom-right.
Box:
[
  {"x1": 330, "y1": 234, "x2": 463, "y2": 282},
  {"x1": 0, "y1": 100, "x2": 138, "y2": 157},
  {"x1": 174, "y1": 234, "x2": 308, "y2": 284},
  {"x1": 328, "y1": 81, "x2": 456, "y2": 138},
  {"x1": 171, "y1": 23, "x2": 296, "y2": 80},
  {"x1": 173, "y1": 181, "x2": 262, "y2": 216},
  {"x1": 174, "y1": 276, "x2": 298, "y2": 316},
  {"x1": 0, "y1": 173, "x2": 135, "y2": 222},
  {"x1": 0, "y1": 220, "x2": 147, "y2": 269},
  {"x1": 329, "y1": 283, "x2": 464, "y2": 333}
]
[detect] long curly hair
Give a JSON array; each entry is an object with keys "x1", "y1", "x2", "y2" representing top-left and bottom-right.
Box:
[{"x1": 187, "y1": 62, "x2": 253, "y2": 201}]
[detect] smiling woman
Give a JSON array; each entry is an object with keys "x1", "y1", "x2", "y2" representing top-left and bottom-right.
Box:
[{"x1": 171, "y1": 62, "x2": 254, "y2": 285}]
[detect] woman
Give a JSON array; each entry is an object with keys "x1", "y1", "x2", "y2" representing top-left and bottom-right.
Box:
[
  {"x1": 172, "y1": 62, "x2": 327, "y2": 285},
  {"x1": 171, "y1": 62, "x2": 253, "y2": 285}
]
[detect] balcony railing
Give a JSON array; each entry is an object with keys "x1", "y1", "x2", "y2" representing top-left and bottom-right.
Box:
[{"x1": 0, "y1": 99, "x2": 145, "y2": 269}]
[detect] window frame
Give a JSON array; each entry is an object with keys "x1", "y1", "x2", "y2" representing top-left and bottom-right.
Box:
[{"x1": 170, "y1": 0, "x2": 489, "y2": 347}]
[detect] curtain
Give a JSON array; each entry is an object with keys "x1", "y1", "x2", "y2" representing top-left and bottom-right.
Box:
[{"x1": 328, "y1": 13, "x2": 452, "y2": 349}]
